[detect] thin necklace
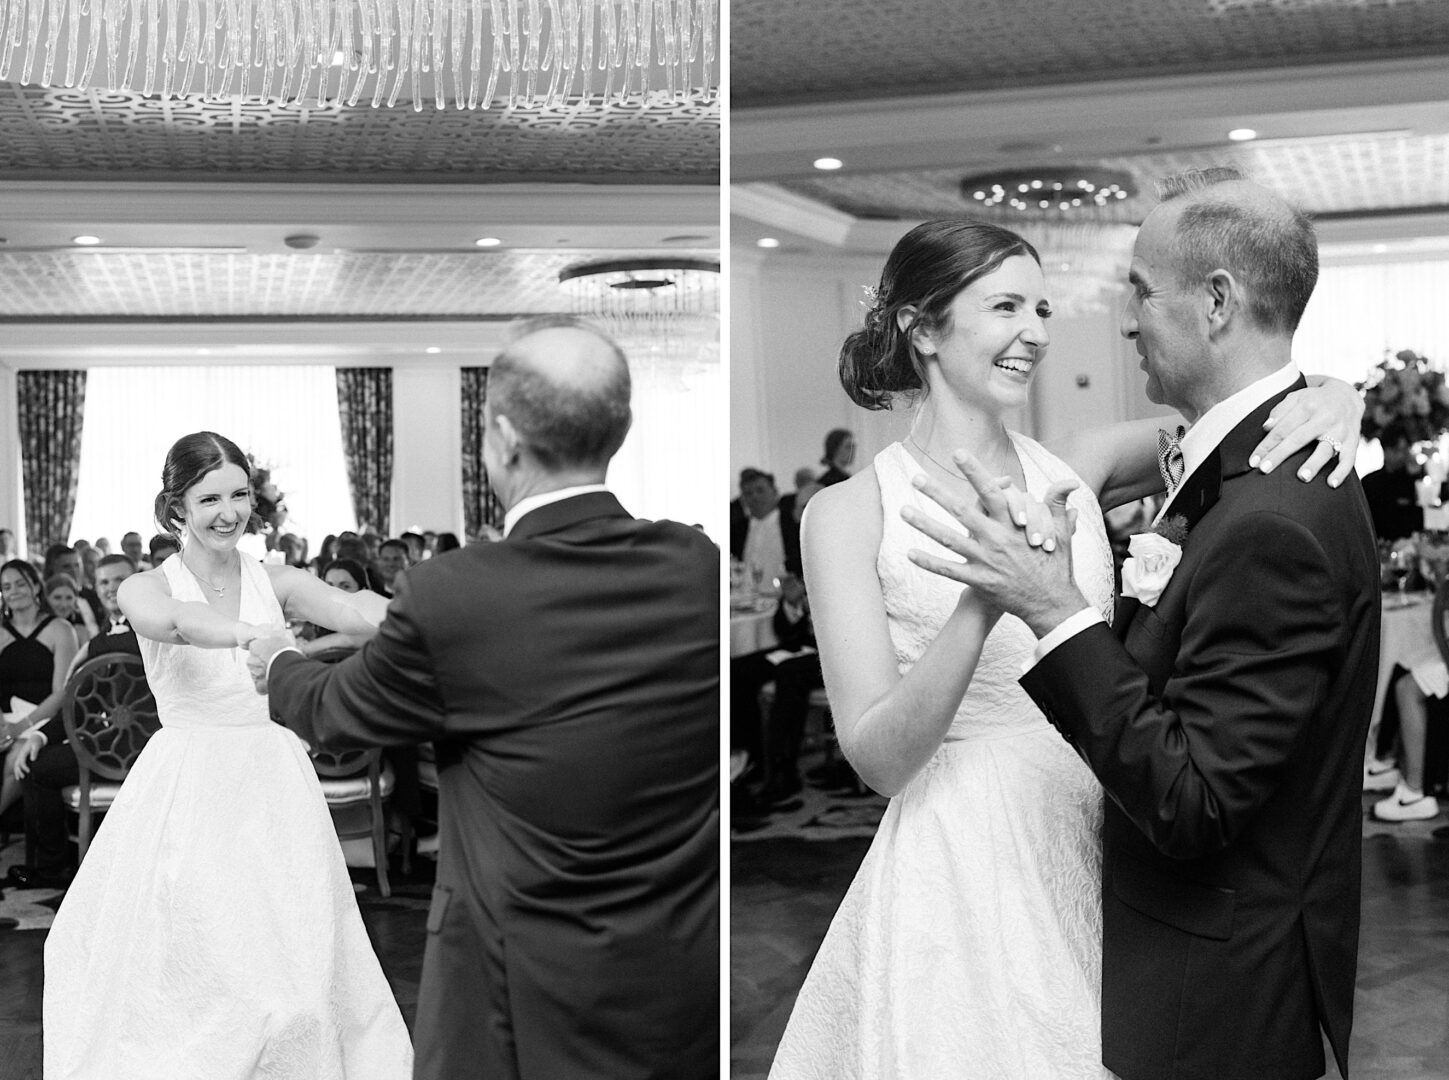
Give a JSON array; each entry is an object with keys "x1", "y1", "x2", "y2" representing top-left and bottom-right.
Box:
[
  {"x1": 185, "y1": 556, "x2": 233, "y2": 597},
  {"x1": 908, "y1": 435, "x2": 960, "y2": 477}
]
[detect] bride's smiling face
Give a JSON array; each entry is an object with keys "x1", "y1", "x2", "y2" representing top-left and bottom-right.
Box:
[
  {"x1": 181, "y1": 463, "x2": 252, "y2": 553},
  {"x1": 914, "y1": 254, "x2": 1052, "y2": 414}
]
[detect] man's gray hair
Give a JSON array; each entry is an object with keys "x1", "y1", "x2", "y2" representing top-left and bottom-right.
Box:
[
  {"x1": 489, "y1": 315, "x2": 632, "y2": 471},
  {"x1": 1156, "y1": 166, "x2": 1318, "y2": 335}
]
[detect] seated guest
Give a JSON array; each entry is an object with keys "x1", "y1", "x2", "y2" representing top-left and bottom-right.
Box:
[
  {"x1": 434, "y1": 532, "x2": 462, "y2": 555},
  {"x1": 148, "y1": 533, "x2": 181, "y2": 566},
  {"x1": 80, "y1": 546, "x2": 100, "y2": 590},
  {"x1": 376, "y1": 538, "x2": 410, "y2": 596},
  {"x1": 401, "y1": 531, "x2": 426, "y2": 564},
  {"x1": 791, "y1": 467, "x2": 824, "y2": 524},
  {"x1": 8, "y1": 554, "x2": 144, "y2": 889},
  {"x1": 276, "y1": 532, "x2": 308, "y2": 568},
  {"x1": 0, "y1": 528, "x2": 16, "y2": 560},
  {"x1": 120, "y1": 531, "x2": 147, "y2": 568},
  {"x1": 0, "y1": 559, "x2": 82, "y2": 888},
  {"x1": 1362, "y1": 425, "x2": 1423, "y2": 542},
  {"x1": 729, "y1": 468, "x2": 801, "y2": 583},
  {"x1": 817, "y1": 428, "x2": 856, "y2": 486},
  {"x1": 44, "y1": 574, "x2": 95, "y2": 647},
  {"x1": 730, "y1": 574, "x2": 824, "y2": 811},
  {"x1": 43, "y1": 545, "x2": 106, "y2": 636},
  {"x1": 93, "y1": 536, "x2": 112, "y2": 556},
  {"x1": 1373, "y1": 668, "x2": 1445, "y2": 822}
]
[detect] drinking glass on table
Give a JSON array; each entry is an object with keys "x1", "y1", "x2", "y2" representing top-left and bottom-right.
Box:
[{"x1": 1383, "y1": 547, "x2": 1415, "y2": 606}]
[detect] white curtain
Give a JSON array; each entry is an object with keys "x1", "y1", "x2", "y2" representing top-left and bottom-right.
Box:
[
  {"x1": 1295, "y1": 260, "x2": 1449, "y2": 383},
  {"x1": 69, "y1": 366, "x2": 356, "y2": 548},
  {"x1": 607, "y1": 354, "x2": 726, "y2": 546}
]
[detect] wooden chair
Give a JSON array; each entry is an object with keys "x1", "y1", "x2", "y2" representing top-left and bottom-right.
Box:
[
  {"x1": 60, "y1": 653, "x2": 161, "y2": 862},
  {"x1": 303, "y1": 648, "x2": 395, "y2": 897}
]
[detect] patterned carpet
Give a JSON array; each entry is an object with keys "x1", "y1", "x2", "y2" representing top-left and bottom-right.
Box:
[
  {"x1": 730, "y1": 752, "x2": 889, "y2": 843},
  {"x1": 0, "y1": 841, "x2": 65, "y2": 932}
]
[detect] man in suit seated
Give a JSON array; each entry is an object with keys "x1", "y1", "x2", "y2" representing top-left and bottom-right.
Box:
[
  {"x1": 249, "y1": 315, "x2": 719, "y2": 1080},
  {"x1": 7, "y1": 554, "x2": 143, "y2": 890},
  {"x1": 730, "y1": 467, "x2": 801, "y2": 582},
  {"x1": 731, "y1": 573, "x2": 824, "y2": 813}
]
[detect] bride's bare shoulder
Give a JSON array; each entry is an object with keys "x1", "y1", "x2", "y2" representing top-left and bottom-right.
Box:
[{"x1": 803, "y1": 464, "x2": 882, "y2": 552}]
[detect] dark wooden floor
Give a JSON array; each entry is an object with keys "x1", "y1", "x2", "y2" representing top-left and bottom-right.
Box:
[
  {"x1": 0, "y1": 857, "x2": 431, "y2": 1080},
  {"x1": 732, "y1": 794, "x2": 1449, "y2": 1080}
]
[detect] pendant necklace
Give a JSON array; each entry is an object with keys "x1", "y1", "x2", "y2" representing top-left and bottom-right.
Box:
[
  {"x1": 186, "y1": 558, "x2": 232, "y2": 597},
  {"x1": 908, "y1": 436, "x2": 960, "y2": 478}
]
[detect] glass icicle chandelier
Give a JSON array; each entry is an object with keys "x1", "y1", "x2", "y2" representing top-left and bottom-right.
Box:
[
  {"x1": 559, "y1": 257, "x2": 719, "y2": 380},
  {"x1": 0, "y1": 0, "x2": 719, "y2": 110}
]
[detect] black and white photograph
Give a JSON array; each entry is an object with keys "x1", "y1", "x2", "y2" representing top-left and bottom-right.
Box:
[
  {"x1": 731, "y1": 2, "x2": 1449, "y2": 1079},
  {"x1": 0, "y1": 3, "x2": 721, "y2": 1077}
]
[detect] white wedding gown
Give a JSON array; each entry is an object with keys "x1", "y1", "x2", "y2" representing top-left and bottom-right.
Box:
[
  {"x1": 769, "y1": 437, "x2": 1118, "y2": 1080},
  {"x1": 44, "y1": 554, "x2": 413, "y2": 1080}
]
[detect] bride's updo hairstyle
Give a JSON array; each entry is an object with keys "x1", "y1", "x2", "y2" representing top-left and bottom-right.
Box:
[
  {"x1": 841, "y1": 219, "x2": 1041, "y2": 410},
  {"x1": 153, "y1": 431, "x2": 257, "y2": 539}
]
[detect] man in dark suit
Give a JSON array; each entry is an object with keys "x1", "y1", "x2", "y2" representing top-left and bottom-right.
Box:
[
  {"x1": 249, "y1": 316, "x2": 719, "y2": 1080},
  {"x1": 7, "y1": 554, "x2": 142, "y2": 890},
  {"x1": 729, "y1": 467, "x2": 801, "y2": 577},
  {"x1": 907, "y1": 168, "x2": 1377, "y2": 1080}
]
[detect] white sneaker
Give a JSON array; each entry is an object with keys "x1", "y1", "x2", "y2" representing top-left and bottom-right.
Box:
[
  {"x1": 1363, "y1": 760, "x2": 1401, "y2": 791},
  {"x1": 1373, "y1": 782, "x2": 1440, "y2": 822}
]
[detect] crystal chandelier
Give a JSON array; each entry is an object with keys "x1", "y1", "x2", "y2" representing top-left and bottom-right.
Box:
[
  {"x1": 559, "y1": 257, "x2": 719, "y2": 379},
  {"x1": 960, "y1": 167, "x2": 1138, "y2": 215},
  {"x1": 0, "y1": 0, "x2": 719, "y2": 110},
  {"x1": 1015, "y1": 222, "x2": 1137, "y2": 317}
]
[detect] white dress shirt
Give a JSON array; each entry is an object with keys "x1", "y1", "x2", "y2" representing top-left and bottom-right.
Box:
[
  {"x1": 742, "y1": 507, "x2": 787, "y2": 587},
  {"x1": 504, "y1": 484, "x2": 610, "y2": 538},
  {"x1": 1030, "y1": 361, "x2": 1301, "y2": 667}
]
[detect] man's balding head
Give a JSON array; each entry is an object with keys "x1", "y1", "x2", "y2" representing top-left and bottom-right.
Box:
[
  {"x1": 488, "y1": 316, "x2": 632, "y2": 474},
  {"x1": 1151, "y1": 166, "x2": 1318, "y2": 335}
]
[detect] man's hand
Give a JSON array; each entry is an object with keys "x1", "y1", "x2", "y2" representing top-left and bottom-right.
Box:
[
  {"x1": 246, "y1": 631, "x2": 295, "y2": 695},
  {"x1": 900, "y1": 450, "x2": 1088, "y2": 637}
]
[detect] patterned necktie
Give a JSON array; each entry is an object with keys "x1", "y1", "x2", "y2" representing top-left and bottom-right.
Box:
[{"x1": 1157, "y1": 425, "x2": 1186, "y2": 495}]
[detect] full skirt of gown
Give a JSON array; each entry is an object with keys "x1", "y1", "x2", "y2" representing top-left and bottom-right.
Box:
[{"x1": 43, "y1": 552, "x2": 413, "y2": 1080}]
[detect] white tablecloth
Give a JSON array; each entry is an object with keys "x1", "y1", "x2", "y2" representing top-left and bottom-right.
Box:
[
  {"x1": 730, "y1": 599, "x2": 778, "y2": 658},
  {"x1": 1367, "y1": 592, "x2": 1448, "y2": 755}
]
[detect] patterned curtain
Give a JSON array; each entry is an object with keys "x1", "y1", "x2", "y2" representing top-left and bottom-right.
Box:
[
  {"x1": 18, "y1": 370, "x2": 87, "y2": 553},
  {"x1": 461, "y1": 367, "x2": 505, "y2": 538},
  {"x1": 335, "y1": 368, "x2": 394, "y2": 536}
]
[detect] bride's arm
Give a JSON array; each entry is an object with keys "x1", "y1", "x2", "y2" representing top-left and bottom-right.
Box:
[
  {"x1": 118, "y1": 570, "x2": 261, "y2": 648},
  {"x1": 1049, "y1": 376, "x2": 1364, "y2": 511},
  {"x1": 805, "y1": 471, "x2": 1000, "y2": 798},
  {"x1": 266, "y1": 565, "x2": 389, "y2": 639}
]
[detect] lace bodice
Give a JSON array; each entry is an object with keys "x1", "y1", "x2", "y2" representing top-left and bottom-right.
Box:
[
  {"x1": 874, "y1": 436, "x2": 1115, "y2": 743},
  {"x1": 138, "y1": 553, "x2": 283, "y2": 730}
]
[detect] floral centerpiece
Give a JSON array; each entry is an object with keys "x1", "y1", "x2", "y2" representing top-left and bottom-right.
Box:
[
  {"x1": 245, "y1": 452, "x2": 288, "y2": 541},
  {"x1": 1359, "y1": 349, "x2": 1449, "y2": 447}
]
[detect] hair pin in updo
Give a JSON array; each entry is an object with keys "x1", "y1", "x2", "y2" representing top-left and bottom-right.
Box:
[{"x1": 860, "y1": 284, "x2": 880, "y2": 306}]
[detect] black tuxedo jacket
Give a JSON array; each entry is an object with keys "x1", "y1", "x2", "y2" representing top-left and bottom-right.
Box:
[
  {"x1": 268, "y1": 492, "x2": 720, "y2": 1080},
  {"x1": 729, "y1": 493, "x2": 802, "y2": 576},
  {"x1": 1022, "y1": 384, "x2": 1379, "y2": 1080}
]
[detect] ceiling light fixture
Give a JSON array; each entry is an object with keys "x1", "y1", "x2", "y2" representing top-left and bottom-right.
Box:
[
  {"x1": 0, "y1": 0, "x2": 719, "y2": 111},
  {"x1": 72, "y1": 235, "x2": 102, "y2": 245},
  {"x1": 756, "y1": 238, "x2": 781, "y2": 249},
  {"x1": 813, "y1": 157, "x2": 844, "y2": 171},
  {"x1": 559, "y1": 257, "x2": 720, "y2": 379},
  {"x1": 960, "y1": 167, "x2": 1137, "y2": 214},
  {"x1": 475, "y1": 238, "x2": 503, "y2": 248},
  {"x1": 1228, "y1": 128, "x2": 1258, "y2": 141}
]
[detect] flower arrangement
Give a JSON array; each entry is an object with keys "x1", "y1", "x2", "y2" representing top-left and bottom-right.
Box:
[
  {"x1": 245, "y1": 452, "x2": 288, "y2": 538},
  {"x1": 1359, "y1": 349, "x2": 1449, "y2": 446}
]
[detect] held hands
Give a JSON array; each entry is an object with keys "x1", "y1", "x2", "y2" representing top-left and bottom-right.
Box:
[
  {"x1": 8, "y1": 728, "x2": 44, "y2": 781},
  {"x1": 901, "y1": 451, "x2": 1087, "y2": 636},
  {"x1": 244, "y1": 630, "x2": 297, "y2": 695},
  {"x1": 1250, "y1": 376, "x2": 1363, "y2": 486}
]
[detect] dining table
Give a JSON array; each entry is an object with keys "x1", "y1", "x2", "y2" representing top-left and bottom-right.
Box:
[{"x1": 730, "y1": 591, "x2": 778, "y2": 658}]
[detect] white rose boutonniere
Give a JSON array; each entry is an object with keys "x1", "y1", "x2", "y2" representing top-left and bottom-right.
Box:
[{"x1": 1121, "y1": 515, "x2": 1189, "y2": 607}]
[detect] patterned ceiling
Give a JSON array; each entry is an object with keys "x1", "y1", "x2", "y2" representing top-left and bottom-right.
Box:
[
  {"x1": 731, "y1": 0, "x2": 1449, "y2": 241},
  {"x1": 0, "y1": 86, "x2": 719, "y2": 183},
  {"x1": 732, "y1": 0, "x2": 1449, "y2": 107},
  {"x1": 0, "y1": 248, "x2": 717, "y2": 318}
]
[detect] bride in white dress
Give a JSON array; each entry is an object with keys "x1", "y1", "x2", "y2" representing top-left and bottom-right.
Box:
[
  {"x1": 768, "y1": 220, "x2": 1361, "y2": 1079},
  {"x1": 44, "y1": 431, "x2": 412, "y2": 1080}
]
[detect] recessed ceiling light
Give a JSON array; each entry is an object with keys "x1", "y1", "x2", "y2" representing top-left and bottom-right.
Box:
[
  {"x1": 475, "y1": 237, "x2": 502, "y2": 247},
  {"x1": 1228, "y1": 128, "x2": 1257, "y2": 142},
  {"x1": 813, "y1": 157, "x2": 843, "y2": 171},
  {"x1": 72, "y1": 235, "x2": 102, "y2": 245},
  {"x1": 425, "y1": 346, "x2": 442, "y2": 354},
  {"x1": 1373, "y1": 244, "x2": 1389, "y2": 254},
  {"x1": 757, "y1": 237, "x2": 780, "y2": 249},
  {"x1": 197, "y1": 348, "x2": 210, "y2": 355}
]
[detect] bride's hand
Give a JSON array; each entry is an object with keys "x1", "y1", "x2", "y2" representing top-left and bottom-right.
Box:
[
  {"x1": 997, "y1": 478, "x2": 1076, "y2": 553},
  {"x1": 1249, "y1": 376, "x2": 1362, "y2": 487}
]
